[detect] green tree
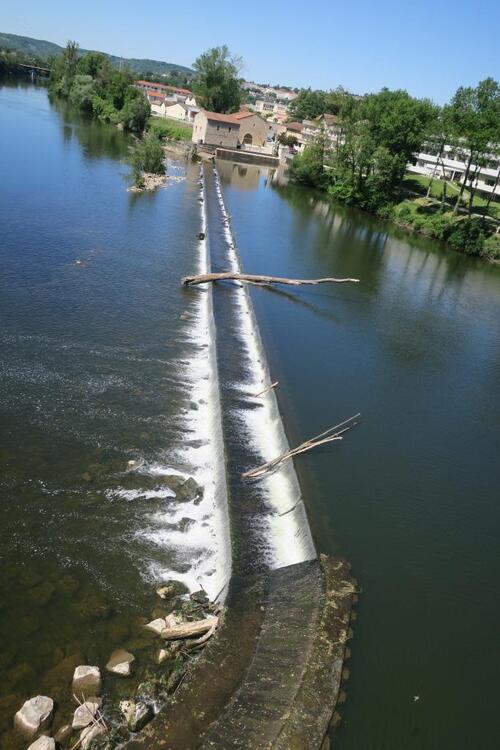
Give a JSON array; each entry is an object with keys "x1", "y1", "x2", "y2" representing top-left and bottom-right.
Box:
[
  {"x1": 192, "y1": 45, "x2": 242, "y2": 113},
  {"x1": 447, "y1": 78, "x2": 500, "y2": 214},
  {"x1": 288, "y1": 88, "x2": 326, "y2": 121},
  {"x1": 120, "y1": 91, "x2": 150, "y2": 133},
  {"x1": 69, "y1": 74, "x2": 96, "y2": 112}
]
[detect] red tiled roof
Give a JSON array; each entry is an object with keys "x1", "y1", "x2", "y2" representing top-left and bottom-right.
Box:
[
  {"x1": 285, "y1": 121, "x2": 304, "y2": 132},
  {"x1": 232, "y1": 111, "x2": 256, "y2": 120},
  {"x1": 202, "y1": 110, "x2": 240, "y2": 124},
  {"x1": 136, "y1": 81, "x2": 193, "y2": 96}
]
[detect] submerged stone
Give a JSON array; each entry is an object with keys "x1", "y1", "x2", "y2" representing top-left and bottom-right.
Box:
[
  {"x1": 156, "y1": 581, "x2": 188, "y2": 600},
  {"x1": 128, "y1": 701, "x2": 153, "y2": 733},
  {"x1": 14, "y1": 695, "x2": 54, "y2": 737},
  {"x1": 28, "y1": 580, "x2": 55, "y2": 607},
  {"x1": 106, "y1": 649, "x2": 135, "y2": 677},
  {"x1": 72, "y1": 698, "x2": 101, "y2": 730},
  {"x1": 72, "y1": 666, "x2": 102, "y2": 696},
  {"x1": 80, "y1": 723, "x2": 106, "y2": 749},
  {"x1": 27, "y1": 737, "x2": 56, "y2": 750}
]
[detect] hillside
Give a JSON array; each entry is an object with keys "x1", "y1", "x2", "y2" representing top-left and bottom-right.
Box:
[{"x1": 0, "y1": 32, "x2": 193, "y2": 76}]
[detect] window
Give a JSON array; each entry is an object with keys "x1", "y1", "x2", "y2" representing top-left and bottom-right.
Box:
[{"x1": 217, "y1": 125, "x2": 220, "y2": 131}]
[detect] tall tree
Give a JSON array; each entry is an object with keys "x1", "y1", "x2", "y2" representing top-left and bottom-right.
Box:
[
  {"x1": 288, "y1": 88, "x2": 327, "y2": 121},
  {"x1": 448, "y1": 78, "x2": 500, "y2": 214},
  {"x1": 192, "y1": 45, "x2": 242, "y2": 113}
]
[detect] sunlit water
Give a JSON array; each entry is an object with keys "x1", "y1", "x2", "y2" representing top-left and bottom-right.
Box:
[
  {"x1": 0, "y1": 81, "x2": 233, "y2": 746},
  {"x1": 217, "y1": 160, "x2": 500, "y2": 750}
]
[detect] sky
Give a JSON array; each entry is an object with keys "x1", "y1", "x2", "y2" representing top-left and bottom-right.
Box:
[{"x1": 3, "y1": 0, "x2": 499, "y2": 103}]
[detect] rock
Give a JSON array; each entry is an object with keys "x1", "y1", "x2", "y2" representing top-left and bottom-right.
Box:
[
  {"x1": 72, "y1": 666, "x2": 101, "y2": 696},
  {"x1": 8, "y1": 662, "x2": 36, "y2": 688},
  {"x1": 73, "y1": 593, "x2": 112, "y2": 621},
  {"x1": 27, "y1": 737, "x2": 56, "y2": 750},
  {"x1": 106, "y1": 649, "x2": 135, "y2": 677},
  {"x1": 119, "y1": 700, "x2": 134, "y2": 722},
  {"x1": 127, "y1": 460, "x2": 138, "y2": 468},
  {"x1": 29, "y1": 580, "x2": 55, "y2": 607},
  {"x1": 143, "y1": 618, "x2": 165, "y2": 636},
  {"x1": 14, "y1": 695, "x2": 54, "y2": 737},
  {"x1": 164, "y1": 612, "x2": 183, "y2": 628},
  {"x1": 80, "y1": 723, "x2": 106, "y2": 749},
  {"x1": 156, "y1": 581, "x2": 187, "y2": 600},
  {"x1": 128, "y1": 701, "x2": 153, "y2": 733},
  {"x1": 155, "y1": 648, "x2": 170, "y2": 665},
  {"x1": 190, "y1": 590, "x2": 209, "y2": 605},
  {"x1": 175, "y1": 477, "x2": 202, "y2": 502},
  {"x1": 56, "y1": 574, "x2": 80, "y2": 595},
  {"x1": 43, "y1": 654, "x2": 82, "y2": 699},
  {"x1": 72, "y1": 698, "x2": 101, "y2": 730},
  {"x1": 81, "y1": 472, "x2": 92, "y2": 482},
  {"x1": 54, "y1": 724, "x2": 72, "y2": 745}
]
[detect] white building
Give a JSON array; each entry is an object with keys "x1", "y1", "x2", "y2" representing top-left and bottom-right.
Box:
[{"x1": 408, "y1": 144, "x2": 500, "y2": 198}]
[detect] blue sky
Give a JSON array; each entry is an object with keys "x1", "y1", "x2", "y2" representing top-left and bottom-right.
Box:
[{"x1": 3, "y1": 0, "x2": 499, "y2": 103}]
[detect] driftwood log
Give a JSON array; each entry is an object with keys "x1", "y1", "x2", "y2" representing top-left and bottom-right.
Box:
[
  {"x1": 161, "y1": 616, "x2": 218, "y2": 640},
  {"x1": 182, "y1": 272, "x2": 359, "y2": 287}
]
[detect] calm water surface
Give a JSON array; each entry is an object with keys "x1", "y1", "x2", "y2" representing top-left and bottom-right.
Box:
[
  {"x1": 218, "y1": 160, "x2": 500, "y2": 750},
  {"x1": 0, "y1": 81, "x2": 231, "y2": 747},
  {"x1": 2, "y1": 81, "x2": 500, "y2": 750}
]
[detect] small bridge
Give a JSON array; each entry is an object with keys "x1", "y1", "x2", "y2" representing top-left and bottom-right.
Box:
[{"x1": 17, "y1": 63, "x2": 51, "y2": 76}]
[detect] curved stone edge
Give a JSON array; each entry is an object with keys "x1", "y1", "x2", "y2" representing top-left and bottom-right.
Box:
[
  {"x1": 122, "y1": 556, "x2": 355, "y2": 749},
  {"x1": 272, "y1": 554, "x2": 356, "y2": 750},
  {"x1": 122, "y1": 573, "x2": 269, "y2": 749}
]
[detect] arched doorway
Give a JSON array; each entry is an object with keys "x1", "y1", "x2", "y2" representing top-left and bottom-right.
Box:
[{"x1": 243, "y1": 133, "x2": 253, "y2": 145}]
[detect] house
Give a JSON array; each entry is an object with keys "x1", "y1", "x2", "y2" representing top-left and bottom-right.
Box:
[
  {"x1": 254, "y1": 99, "x2": 289, "y2": 123},
  {"x1": 231, "y1": 111, "x2": 273, "y2": 148},
  {"x1": 164, "y1": 102, "x2": 199, "y2": 123},
  {"x1": 192, "y1": 111, "x2": 240, "y2": 147},
  {"x1": 136, "y1": 81, "x2": 197, "y2": 107},
  {"x1": 284, "y1": 121, "x2": 305, "y2": 147},
  {"x1": 302, "y1": 114, "x2": 342, "y2": 148}
]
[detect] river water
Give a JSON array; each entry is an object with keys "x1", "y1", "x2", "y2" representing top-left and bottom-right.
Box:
[
  {"x1": 217, "y1": 160, "x2": 500, "y2": 750},
  {"x1": 1, "y1": 81, "x2": 500, "y2": 749}
]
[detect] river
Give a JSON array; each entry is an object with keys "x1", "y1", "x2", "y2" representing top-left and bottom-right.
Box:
[{"x1": 1, "y1": 81, "x2": 500, "y2": 749}]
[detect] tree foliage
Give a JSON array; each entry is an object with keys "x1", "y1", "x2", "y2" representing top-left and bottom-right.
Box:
[
  {"x1": 191, "y1": 45, "x2": 242, "y2": 113},
  {"x1": 128, "y1": 132, "x2": 165, "y2": 186},
  {"x1": 49, "y1": 41, "x2": 150, "y2": 133}
]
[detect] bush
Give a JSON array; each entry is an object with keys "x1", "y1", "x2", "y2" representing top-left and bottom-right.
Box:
[
  {"x1": 288, "y1": 144, "x2": 327, "y2": 188},
  {"x1": 445, "y1": 217, "x2": 485, "y2": 256},
  {"x1": 482, "y1": 234, "x2": 500, "y2": 260},
  {"x1": 69, "y1": 74, "x2": 96, "y2": 112},
  {"x1": 91, "y1": 95, "x2": 119, "y2": 124},
  {"x1": 129, "y1": 133, "x2": 165, "y2": 186}
]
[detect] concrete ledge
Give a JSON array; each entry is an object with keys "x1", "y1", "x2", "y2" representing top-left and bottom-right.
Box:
[
  {"x1": 216, "y1": 148, "x2": 280, "y2": 167},
  {"x1": 124, "y1": 556, "x2": 355, "y2": 749}
]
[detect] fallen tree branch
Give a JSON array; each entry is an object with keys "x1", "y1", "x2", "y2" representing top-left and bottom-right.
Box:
[
  {"x1": 182, "y1": 272, "x2": 360, "y2": 287},
  {"x1": 161, "y1": 615, "x2": 218, "y2": 640},
  {"x1": 255, "y1": 381, "x2": 278, "y2": 398},
  {"x1": 242, "y1": 414, "x2": 360, "y2": 479}
]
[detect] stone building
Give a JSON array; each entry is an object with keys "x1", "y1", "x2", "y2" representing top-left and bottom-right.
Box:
[{"x1": 192, "y1": 111, "x2": 240, "y2": 148}]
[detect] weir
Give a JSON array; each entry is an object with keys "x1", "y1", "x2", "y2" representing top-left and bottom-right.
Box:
[{"x1": 124, "y1": 164, "x2": 355, "y2": 749}]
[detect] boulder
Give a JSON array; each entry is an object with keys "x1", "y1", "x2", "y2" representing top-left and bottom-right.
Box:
[
  {"x1": 128, "y1": 701, "x2": 153, "y2": 733},
  {"x1": 80, "y1": 723, "x2": 106, "y2": 749},
  {"x1": 54, "y1": 724, "x2": 72, "y2": 745},
  {"x1": 72, "y1": 698, "x2": 101, "y2": 730},
  {"x1": 175, "y1": 477, "x2": 202, "y2": 502},
  {"x1": 155, "y1": 648, "x2": 170, "y2": 665},
  {"x1": 27, "y1": 737, "x2": 56, "y2": 750},
  {"x1": 14, "y1": 695, "x2": 54, "y2": 737},
  {"x1": 143, "y1": 618, "x2": 165, "y2": 636},
  {"x1": 106, "y1": 649, "x2": 135, "y2": 677},
  {"x1": 190, "y1": 590, "x2": 209, "y2": 605},
  {"x1": 72, "y1": 666, "x2": 101, "y2": 696},
  {"x1": 156, "y1": 581, "x2": 187, "y2": 600}
]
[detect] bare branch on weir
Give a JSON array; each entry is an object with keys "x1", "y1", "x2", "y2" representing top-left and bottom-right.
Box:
[
  {"x1": 242, "y1": 414, "x2": 360, "y2": 480},
  {"x1": 181, "y1": 272, "x2": 360, "y2": 287}
]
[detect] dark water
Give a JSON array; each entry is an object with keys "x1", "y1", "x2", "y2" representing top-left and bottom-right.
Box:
[
  {"x1": 0, "y1": 81, "x2": 231, "y2": 746},
  {"x1": 218, "y1": 161, "x2": 500, "y2": 750}
]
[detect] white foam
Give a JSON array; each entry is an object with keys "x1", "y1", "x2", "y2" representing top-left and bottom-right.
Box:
[
  {"x1": 213, "y1": 167, "x2": 316, "y2": 568},
  {"x1": 144, "y1": 167, "x2": 231, "y2": 601}
]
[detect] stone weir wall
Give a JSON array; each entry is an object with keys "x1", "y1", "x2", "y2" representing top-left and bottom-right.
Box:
[
  {"x1": 125, "y1": 555, "x2": 356, "y2": 750},
  {"x1": 124, "y1": 164, "x2": 356, "y2": 749}
]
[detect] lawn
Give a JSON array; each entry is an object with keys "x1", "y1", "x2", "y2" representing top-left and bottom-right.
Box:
[
  {"x1": 403, "y1": 173, "x2": 500, "y2": 218},
  {"x1": 148, "y1": 116, "x2": 193, "y2": 142}
]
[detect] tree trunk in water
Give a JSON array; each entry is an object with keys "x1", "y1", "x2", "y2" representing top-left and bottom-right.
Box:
[{"x1": 182, "y1": 272, "x2": 360, "y2": 287}]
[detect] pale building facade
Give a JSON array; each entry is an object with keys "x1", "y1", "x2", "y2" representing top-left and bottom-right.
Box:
[
  {"x1": 407, "y1": 145, "x2": 500, "y2": 198},
  {"x1": 192, "y1": 111, "x2": 240, "y2": 148},
  {"x1": 231, "y1": 111, "x2": 273, "y2": 147}
]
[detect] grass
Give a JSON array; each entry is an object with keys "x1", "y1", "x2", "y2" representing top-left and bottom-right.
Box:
[
  {"x1": 148, "y1": 116, "x2": 193, "y2": 142},
  {"x1": 402, "y1": 172, "x2": 500, "y2": 218}
]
